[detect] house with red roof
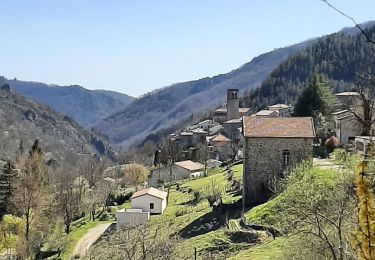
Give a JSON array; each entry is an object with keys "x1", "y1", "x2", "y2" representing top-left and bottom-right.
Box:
[{"x1": 242, "y1": 116, "x2": 315, "y2": 206}]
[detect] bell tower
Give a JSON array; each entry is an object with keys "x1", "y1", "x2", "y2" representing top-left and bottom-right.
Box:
[{"x1": 227, "y1": 89, "x2": 240, "y2": 120}]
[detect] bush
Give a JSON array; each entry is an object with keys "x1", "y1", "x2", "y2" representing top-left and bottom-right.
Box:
[
  {"x1": 175, "y1": 209, "x2": 185, "y2": 217},
  {"x1": 333, "y1": 148, "x2": 347, "y2": 163}
]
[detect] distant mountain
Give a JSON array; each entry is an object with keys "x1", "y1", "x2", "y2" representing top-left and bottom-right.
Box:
[
  {"x1": 95, "y1": 40, "x2": 315, "y2": 146},
  {"x1": 0, "y1": 77, "x2": 134, "y2": 127},
  {"x1": 0, "y1": 86, "x2": 116, "y2": 164}
]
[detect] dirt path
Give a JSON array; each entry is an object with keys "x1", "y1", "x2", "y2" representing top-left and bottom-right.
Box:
[
  {"x1": 72, "y1": 223, "x2": 112, "y2": 258},
  {"x1": 313, "y1": 158, "x2": 342, "y2": 171}
]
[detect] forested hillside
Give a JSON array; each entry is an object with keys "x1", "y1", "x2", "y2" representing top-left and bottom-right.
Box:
[
  {"x1": 0, "y1": 77, "x2": 134, "y2": 127},
  {"x1": 95, "y1": 41, "x2": 313, "y2": 146},
  {"x1": 241, "y1": 25, "x2": 375, "y2": 112},
  {"x1": 0, "y1": 86, "x2": 116, "y2": 164}
]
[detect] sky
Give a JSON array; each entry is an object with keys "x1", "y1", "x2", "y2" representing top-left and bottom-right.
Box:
[{"x1": 0, "y1": 1, "x2": 374, "y2": 97}]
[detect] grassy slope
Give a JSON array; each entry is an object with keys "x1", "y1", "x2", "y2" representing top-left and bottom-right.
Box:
[
  {"x1": 235, "y1": 165, "x2": 342, "y2": 259},
  {"x1": 86, "y1": 163, "x2": 342, "y2": 259},
  {"x1": 144, "y1": 165, "x2": 243, "y2": 258},
  {"x1": 60, "y1": 220, "x2": 102, "y2": 259}
]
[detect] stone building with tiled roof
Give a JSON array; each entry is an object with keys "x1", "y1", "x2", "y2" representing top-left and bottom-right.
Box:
[{"x1": 242, "y1": 117, "x2": 315, "y2": 206}]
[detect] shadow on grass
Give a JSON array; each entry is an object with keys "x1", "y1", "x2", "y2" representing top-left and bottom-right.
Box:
[{"x1": 178, "y1": 200, "x2": 243, "y2": 239}]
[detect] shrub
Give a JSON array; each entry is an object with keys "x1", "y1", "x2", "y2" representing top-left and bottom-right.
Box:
[{"x1": 175, "y1": 209, "x2": 185, "y2": 217}]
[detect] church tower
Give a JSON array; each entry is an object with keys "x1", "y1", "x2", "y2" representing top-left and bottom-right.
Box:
[{"x1": 227, "y1": 89, "x2": 240, "y2": 120}]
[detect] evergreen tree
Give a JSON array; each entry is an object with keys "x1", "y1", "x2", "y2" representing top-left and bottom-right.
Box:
[{"x1": 294, "y1": 75, "x2": 336, "y2": 117}]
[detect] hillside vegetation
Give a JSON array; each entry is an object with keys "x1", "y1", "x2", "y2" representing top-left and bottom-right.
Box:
[
  {"x1": 94, "y1": 41, "x2": 313, "y2": 146},
  {"x1": 241, "y1": 25, "x2": 375, "y2": 112},
  {"x1": 0, "y1": 76, "x2": 134, "y2": 127},
  {"x1": 84, "y1": 159, "x2": 356, "y2": 259},
  {"x1": 0, "y1": 87, "x2": 116, "y2": 163}
]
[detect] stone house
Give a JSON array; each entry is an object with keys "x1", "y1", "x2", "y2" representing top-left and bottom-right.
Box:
[
  {"x1": 267, "y1": 104, "x2": 293, "y2": 117},
  {"x1": 334, "y1": 92, "x2": 361, "y2": 110},
  {"x1": 213, "y1": 89, "x2": 250, "y2": 123},
  {"x1": 148, "y1": 160, "x2": 204, "y2": 187},
  {"x1": 207, "y1": 134, "x2": 233, "y2": 161},
  {"x1": 242, "y1": 117, "x2": 315, "y2": 206},
  {"x1": 332, "y1": 110, "x2": 362, "y2": 145}
]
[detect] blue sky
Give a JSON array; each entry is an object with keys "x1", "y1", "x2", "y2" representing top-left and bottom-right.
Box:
[{"x1": 0, "y1": 1, "x2": 374, "y2": 97}]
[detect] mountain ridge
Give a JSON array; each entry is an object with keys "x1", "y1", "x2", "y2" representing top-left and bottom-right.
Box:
[
  {"x1": 0, "y1": 86, "x2": 116, "y2": 164},
  {"x1": 95, "y1": 40, "x2": 315, "y2": 146},
  {"x1": 0, "y1": 76, "x2": 134, "y2": 128}
]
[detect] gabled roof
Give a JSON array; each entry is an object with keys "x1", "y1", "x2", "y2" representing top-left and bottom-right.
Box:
[
  {"x1": 210, "y1": 134, "x2": 231, "y2": 143},
  {"x1": 255, "y1": 110, "x2": 279, "y2": 116},
  {"x1": 131, "y1": 187, "x2": 168, "y2": 200},
  {"x1": 174, "y1": 160, "x2": 204, "y2": 171},
  {"x1": 243, "y1": 117, "x2": 315, "y2": 138}
]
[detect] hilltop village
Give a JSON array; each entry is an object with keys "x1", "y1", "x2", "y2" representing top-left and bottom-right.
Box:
[
  {"x1": 0, "y1": 83, "x2": 371, "y2": 259},
  {"x1": 1, "y1": 21, "x2": 375, "y2": 259}
]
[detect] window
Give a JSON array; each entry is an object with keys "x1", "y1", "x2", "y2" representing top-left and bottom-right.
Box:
[
  {"x1": 282, "y1": 150, "x2": 290, "y2": 166},
  {"x1": 150, "y1": 203, "x2": 154, "y2": 209}
]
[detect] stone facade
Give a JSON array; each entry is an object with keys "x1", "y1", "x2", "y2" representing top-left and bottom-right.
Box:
[
  {"x1": 227, "y1": 89, "x2": 240, "y2": 120},
  {"x1": 243, "y1": 137, "x2": 313, "y2": 206}
]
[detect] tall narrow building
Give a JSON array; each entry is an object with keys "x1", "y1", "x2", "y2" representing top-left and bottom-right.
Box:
[{"x1": 226, "y1": 89, "x2": 240, "y2": 120}]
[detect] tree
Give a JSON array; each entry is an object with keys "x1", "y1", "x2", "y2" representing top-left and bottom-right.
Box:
[
  {"x1": 274, "y1": 162, "x2": 356, "y2": 260},
  {"x1": 0, "y1": 214, "x2": 24, "y2": 255},
  {"x1": 56, "y1": 169, "x2": 80, "y2": 234},
  {"x1": 86, "y1": 223, "x2": 181, "y2": 260},
  {"x1": 122, "y1": 163, "x2": 148, "y2": 190},
  {"x1": 294, "y1": 75, "x2": 336, "y2": 117},
  {"x1": 340, "y1": 78, "x2": 375, "y2": 136},
  {"x1": 11, "y1": 139, "x2": 48, "y2": 241},
  {"x1": 0, "y1": 161, "x2": 18, "y2": 217}
]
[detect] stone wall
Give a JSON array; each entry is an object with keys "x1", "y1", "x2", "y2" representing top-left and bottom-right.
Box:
[
  {"x1": 116, "y1": 209, "x2": 150, "y2": 231},
  {"x1": 243, "y1": 137, "x2": 313, "y2": 206}
]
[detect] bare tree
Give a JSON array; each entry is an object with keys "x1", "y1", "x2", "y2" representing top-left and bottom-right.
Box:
[
  {"x1": 55, "y1": 169, "x2": 80, "y2": 234},
  {"x1": 321, "y1": 0, "x2": 375, "y2": 46},
  {"x1": 86, "y1": 223, "x2": 182, "y2": 260},
  {"x1": 11, "y1": 140, "x2": 48, "y2": 241}
]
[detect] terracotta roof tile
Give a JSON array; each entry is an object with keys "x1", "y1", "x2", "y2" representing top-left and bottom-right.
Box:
[
  {"x1": 210, "y1": 134, "x2": 231, "y2": 143},
  {"x1": 131, "y1": 187, "x2": 168, "y2": 200},
  {"x1": 243, "y1": 117, "x2": 315, "y2": 138},
  {"x1": 174, "y1": 160, "x2": 204, "y2": 171}
]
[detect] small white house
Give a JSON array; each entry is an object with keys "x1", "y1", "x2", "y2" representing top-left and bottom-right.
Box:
[
  {"x1": 174, "y1": 160, "x2": 205, "y2": 179},
  {"x1": 131, "y1": 187, "x2": 168, "y2": 214}
]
